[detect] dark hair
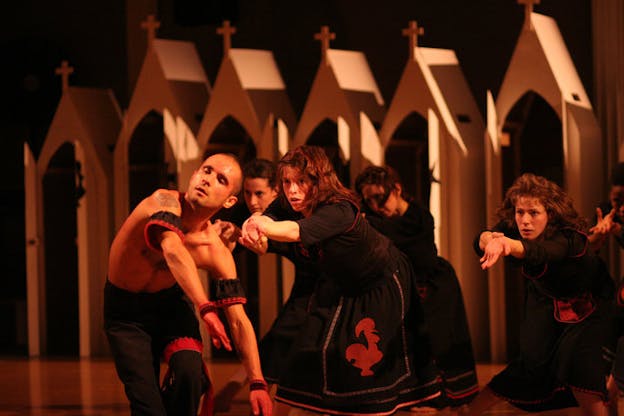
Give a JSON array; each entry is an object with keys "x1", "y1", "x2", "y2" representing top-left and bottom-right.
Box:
[
  {"x1": 243, "y1": 158, "x2": 277, "y2": 188},
  {"x1": 496, "y1": 173, "x2": 586, "y2": 238},
  {"x1": 277, "y1": 145, "x2": 358, "y2": 213},
  {"x1": 612, "y1": 162, "x2": 624, "y2": 186},
  {"x1": 355, "y1": 166, "x2": 402, "y2": 205}
]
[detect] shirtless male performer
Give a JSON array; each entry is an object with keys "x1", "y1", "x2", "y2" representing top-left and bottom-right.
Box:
[{"x1": 104, "y1": 153, "x2": 272, "y2": 416}]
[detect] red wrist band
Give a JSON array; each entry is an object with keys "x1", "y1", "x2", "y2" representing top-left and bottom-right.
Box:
[{"x1": 198, "y1": 302, "x2": 216, "y2": 317}]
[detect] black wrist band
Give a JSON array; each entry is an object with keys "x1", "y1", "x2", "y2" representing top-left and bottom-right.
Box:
[{"x1": 250, "y1": 379, "x2": 268, "y2": 392}]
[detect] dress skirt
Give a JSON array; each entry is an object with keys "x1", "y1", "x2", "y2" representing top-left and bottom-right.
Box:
[
  {"x1": 417, "y1": 257, "x2": 479, "y2": 406},
  {"x1": 488, "y1": 284, "x2": 615, "y2": 412},
  {"x1": 274, "y1": 252, "x2": 442, "y2": 415}
]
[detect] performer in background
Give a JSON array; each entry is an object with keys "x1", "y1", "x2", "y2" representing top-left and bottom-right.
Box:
[
  {"x1": 241, "y1": 145, "x2": 442, "y2": 415},
  {"x1": 470, "y1": 173, "x2": 615, "y2": 416},
  {"x1": 355, "y1": 165, "x2": 478, "y2": 408},
  {"x1": 588, "y1": 162, "x2": 624, "y2": 416},
  {"x1": 105, "y1": 153, "x2": 271, "y2": 416}
]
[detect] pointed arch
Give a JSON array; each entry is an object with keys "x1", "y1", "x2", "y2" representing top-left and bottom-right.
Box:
[
  {"x1": 306, "y1": 118, "x2": 350, "y2": 185},
  {"x1": 128, "y1": 111, "x2": 176, "y2": 210},
  {"x1": 501, "y1": 90, "x2": 563, "y2": 190},
  {"x1": 384, "y1": 112, "x2": 430, "y2": 205},
  {"x1": 204, "y1": 116, "x2": 257, "y2": 165}
]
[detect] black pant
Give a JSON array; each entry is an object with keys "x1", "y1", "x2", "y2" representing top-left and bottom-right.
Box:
[{"x1": 104, "y1": 281, "x2": 206, "y2": 416}]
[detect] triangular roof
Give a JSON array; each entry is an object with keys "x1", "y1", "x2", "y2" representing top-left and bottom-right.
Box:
[
  {"x1": 326, "y1": 49, "x2": 385, "y2": 121},
  {"x1": 196, "y1": 47, "x2": 296, "y2": 151},
  {"x1": 421, "y1": 48, "x2": 483, "y2": 153},
  {"x1": 39, "y1": 86, "x2": 121, "y2": 173},
  {"x1": 125, "y1": 38, "x2": 211, "y2": 136},
  {"x1": 497, "y1": 12, "x2": 592, "y2": 121},
  {"x1": 380, "y1": 46, "x2": 477, "y2": 155},
  {"x1": 153, "y1": 38, "x2": 209, "y2": 83},
  {"x1": 328, "y1": 49, "x2": 384, "y2": 112},
  {"x1": 229, "y1": 48, "x2": 296, "y2": 130},
  {"x1": 294, "y1": 48, "x2": 386, "y2": 146}
]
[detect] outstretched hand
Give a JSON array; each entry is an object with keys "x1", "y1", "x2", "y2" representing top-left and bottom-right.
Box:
[
  {"x1": 249, "y1": 389, "x2": 272, "y2": 416},
  {"x1": 212, "y1": 219, "x2": 241, "y2": 252},
  {"x1": 480, "y1": 233, "x2": 511, "y2": 270},
  {"x1": 201, "y1": 311, "x2": 232, "y2": 351},
  {"x1": 240, "y1": 216, "x2": 269, "y2": 252},
  {"x1": 589, "y1": 207, "x2": 615, "y2": 235}
]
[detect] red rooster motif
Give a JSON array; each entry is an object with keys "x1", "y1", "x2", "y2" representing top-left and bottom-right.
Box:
[{"x1": 345, "y1": 318, "x2": 383, "y2": 376}]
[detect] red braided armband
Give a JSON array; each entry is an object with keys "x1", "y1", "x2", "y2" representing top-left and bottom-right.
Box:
[
  {"x1": 198, "y1": 297, "x2": 247, "y2": 318},
  {"x1": 198, "y1": 302, "x2": 216, "y2": 318},
  {"x1": 249, "y1": 379, "x2": 268, "y2": 392},
  {"x1": 144, "y1": 211, "x2": 185, "y2": 252}
]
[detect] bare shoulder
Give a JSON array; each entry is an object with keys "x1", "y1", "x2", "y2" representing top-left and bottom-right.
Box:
[
  {"x1": 147, "y1": 189, "x2": 182, "y2": 215},
  {"x1": 126, "y1": 189, "x2": 182, "y2": 219}
]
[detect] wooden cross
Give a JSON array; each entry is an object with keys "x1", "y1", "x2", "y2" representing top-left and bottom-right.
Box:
[
  {"x1": 141, "y1": 14, "x2": 160, "y2": 47},
  {"x1": 518, "y1": 0, "x2": 540, "y2": 30},
  {"x1": 217, "y1": 20, "x2": 237, "y2": 56},
  {"x1": 314, "y1": 25, "x2": 335, "y2": 64},
  {"x1": 402, "y1": 20, "x2": 424, "y2": 60},
  {"x1": 55, "y1": 60, "x2": 74, "y2": 92}
]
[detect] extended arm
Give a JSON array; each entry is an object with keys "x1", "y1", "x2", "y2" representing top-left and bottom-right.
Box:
[
  {"x1": 144, "y1": 191, "x2": 231, "y2": 350},
  {"x1": 478, "y1": 231, "x2": 525, "y2": 270},
  {"x1": 222, "y1": 304, "x2": 272, "y2": 415},
  {"x1": 241, "y1": 215, "x2": 301, "y2": 244},
  {"x1": 588, "y1": 207, "x2": 624, "y2": 251},
  {"x1": 159, "y1": 230, "x2": 232, "y2": 351}
]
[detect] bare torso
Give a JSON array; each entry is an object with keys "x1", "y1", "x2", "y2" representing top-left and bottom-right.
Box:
[{"x1": 108, "y1": 190, "x2": 232, "y2": 293}]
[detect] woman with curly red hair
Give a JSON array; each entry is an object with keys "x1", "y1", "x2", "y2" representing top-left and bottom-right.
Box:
[{"x1": 470, "y1": 173, "x2": 615, "y2": 416}]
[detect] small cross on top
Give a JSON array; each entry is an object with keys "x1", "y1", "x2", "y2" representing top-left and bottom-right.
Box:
[
  {"x1": 217, "y1": 20, "x2": 237, "y2": 56},
  {"x1": 402, "y1": 21, "x2": 424, "y2": 61},
  {"x1": 55, "y1": 60, "x2": 74, "y2": 92},
  {"x1": 518, "y1": 0, "x2": 540, "y2": 30},
  {"x1": 141, "y1": 15, "x2": 161, "y2": 48},
  {"x1": 314, "y1": 25, "x2": 335, "y2": 64}
]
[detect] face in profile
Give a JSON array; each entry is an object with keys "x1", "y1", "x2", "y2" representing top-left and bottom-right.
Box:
[
  {"x1": 281, "y1": 166, "x2": 311, "y2": 214},
  {"x1": 514, "y1": 196, "x2": 548, "y2": 241},
  {"x1": 243, "y1": 177, "x2": 278, "y2": 214}
]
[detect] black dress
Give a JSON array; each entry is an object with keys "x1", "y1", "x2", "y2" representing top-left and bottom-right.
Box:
[
  {"x1": 366, "y1": 201, "x2": 478, "y2": 406},
  {"x1": 273, "y1": 200, "x2": 442, "y2": 415},
  {"x1": 474, "y1": 224, "x2": 616, "y2": 411},
  {"x1": 258, "y1": 199, "x2": 322, "y2": 383}
]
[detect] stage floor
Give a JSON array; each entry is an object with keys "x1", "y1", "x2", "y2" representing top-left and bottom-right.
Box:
[{"x1": 0, "y1": 358, "x2": 617, "y2": 415}]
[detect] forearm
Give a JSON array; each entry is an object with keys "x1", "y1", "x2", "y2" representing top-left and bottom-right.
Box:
[
  {"x1": 505, "y1": 237, "x2": 526, "y2": 259},
  {"x1": 262, "y1": 219, "x2": 301, "y2": 242},
  {"x1": 161, "y1": 235, "x2": 209, "y2": 306},
  {"x1": 224, "y1": 305, "x2": 265, "y2": 381},
  {"x1": 209, "y1": 243, "x2": 239, "y2": 279},
  {"x1": 478, "y1": 231, "x2": 494, "y2": 251}
]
